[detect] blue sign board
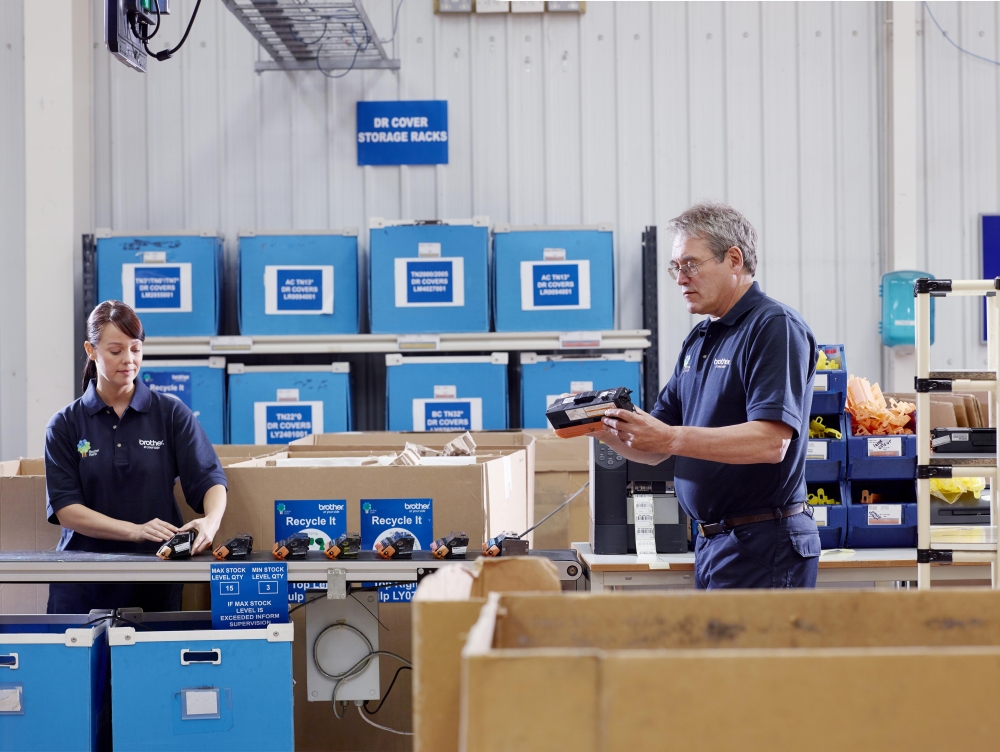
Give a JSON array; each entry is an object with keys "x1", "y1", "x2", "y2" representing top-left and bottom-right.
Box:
[
  {"x1": 360, "y1": 498, "x2": 433, "y2": 603},
  {"x1": 141, "y1": 370, "x2": 193, "y2": 409},
  {"x1": 275, "y1": 499, "x2": 346, "y2": 604},
  {"x1": 277, "y1": 268, "x2": 323, "y2": 311},
  {"x1": 425, "y1": 401, "x2": 472, "y2": 431},
  {"x1": 533, "y1": 264, "x2": 580, "y2": 307},
  {"x1": 135, "y1": 266, "x2": 182, "y2": 309},
  {"x1": 357, "y1": 100, "x2": 449, "y2": 166},
  {"x1": 408, "y1": 260, "x2": 454, "y2": 304},
  {"x1": 266, "y1": 404, "x2": 313, "y2": 443},
  {"x1": 211, "y1": 562, "x2": 288, "y2": 630}
]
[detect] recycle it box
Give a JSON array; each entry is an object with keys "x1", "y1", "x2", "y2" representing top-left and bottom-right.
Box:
[
  {"x1": 493, "y1": 224, "x2": 615, "y2": 332},
  {"x1": 368, "y1": 217, "x2": 490, "y2": 333},
  {"x1": 519, "y1": 351, "x2": 642, "y2": 429},
  {"x1": 140, "y1": 358, "x2": 226, "y2": 444},
  {"x1": 385, "y1": 353, "x2": 509, "y2": 432},
  {"x1": 238, "y1": 229, "x2": 359, "y2": 335},
  {"x1": 95, "y1": 230, "x2": 223, "y2": 337},
  {"x1": 226, "y1": 364, "x2": 352, "y2": 445}
]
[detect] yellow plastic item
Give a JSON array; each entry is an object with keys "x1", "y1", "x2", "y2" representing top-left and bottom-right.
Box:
[
  {"x1": 807, "y1": 488, "x2": 837, "y2": 505},
  {"x1": 929, "y1": 477, "x2": 987, "y2": 504},
  {"x1": 816, "y1": 350, "x2": 841, "y2": 370},
  {"x1": 809, "y1": 416, "x2": 842, "y2": 440}
]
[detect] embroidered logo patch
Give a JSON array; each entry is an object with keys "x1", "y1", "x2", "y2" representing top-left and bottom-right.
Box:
[
  {"x1": 77, "y1": 440, "x2": 91, "y2": 457},
  {"x1": 139, "y1": 439, "x2": 165, "y2": 449}
]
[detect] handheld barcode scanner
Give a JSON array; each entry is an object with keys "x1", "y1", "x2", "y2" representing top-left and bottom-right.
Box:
[{"x1": 546, "y1": 387, "x2": 635, "y2": 438}]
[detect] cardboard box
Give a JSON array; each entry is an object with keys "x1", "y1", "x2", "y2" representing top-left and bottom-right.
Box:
[
  {"x1": 0, "y1": 459, "x2": 59, "y2": 613},
  {"x1": 525, "y1": 430, "x2": 589, "y2": 549},
  {"x1": 460, "y1": 590, "x2": 1000, "y2": 751},
  {"x1": 212, "y1": 444, "x2": 286, "y2": 467}
]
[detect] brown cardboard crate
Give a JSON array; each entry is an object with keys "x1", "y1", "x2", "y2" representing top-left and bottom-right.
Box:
[
  {"x1": 524, "y1": 430, "x2": 589, "y2": 549},
  {"x1": 212, "y1": 444, "x2": 286, "y2": 467},
  {"x1": 460, "y1": 590, "x2": 1000, "y2": 751},
  {"x1": 0, "y1": 459, "x2": 59, "y2": 613}
]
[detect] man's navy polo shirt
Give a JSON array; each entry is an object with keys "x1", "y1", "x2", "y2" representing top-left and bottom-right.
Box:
[
  {"x1": 650, "y1": 282, "x2": 817, "y2": 524},
  {"x1": 44, "y1": 378, "x2": 227, "y2": 553}
]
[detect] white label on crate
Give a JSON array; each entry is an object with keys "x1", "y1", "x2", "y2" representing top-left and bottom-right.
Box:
[
  {"x1": 254, "y1": 401, "x2": 324, "y2": 444},
  {"x1": 543, "y1": 247, "x2": 567, "y2": 261},
  {"x1": 0, "y1": 688, "x2": 22, "y2": 713},
  {"x1": 570, "y1": 380, "x2": 594, "y2": 393},
  {"x1": 142, "y1": 251, "x2": 167, "y2": 264},
  {"x1": 395, "y1": 257, "x2": 465, "y2": 307},
  {"x1": 209, "y1": 336, "x2": 253, "y2": 353},
  {"x1": 122, "y1": 263, "x2": 193, "y2": 313},
  {"x1": 264, "y1": 265, "x2": 334, "y2": 315},
  {"x1": 520, "y1": 260, "x2": 592, "y2": 311},
  {"x1": 184, "y1": 689, "x2": 220, "y2": 717},
  {"x1": 813, "y1": 374, "x2": 829, "y2": 391},
  {"x1": 867, "y1": 437, "x2": 902, "y2": 457},
  {"x1": 931, "y1": 435, "x2": 952, "y2": 447},
  {"x1": 276, "y1": 388, "x2": 300, "y2": 402},
  {"x1": 806, "y1": 441, "x2": 828, "y2": 461},
  {"x1": 503, "y1": 456, "x2": 512, "y2": 499},
  {"x1": 560, "y1": 331, "x2": 603, "y2": 349},
  {"x1": 418, "y1": 242, "x2": 442, "y2": 258},
  {"x1": 632, "y1": 494, "x2": 657, "y2": 556},
  {"x1": 433, "y1": 385, "x2": 457, "y2": 399},
  {"x1": 397, "y1": 334, "x2": 440, "y2": 350},
  {"x1": 412, "y1": 398, "x2": 483, "y2": 432},
  {"x1": 812, "y1": 507, "x2": 829, "y2": 527},
  {"x1": 867, "y1": 504, "x2": 903, "y2": 526}
]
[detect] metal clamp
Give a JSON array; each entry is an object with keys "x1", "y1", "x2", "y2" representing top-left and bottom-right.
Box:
[
  {"x1": 914, "y1": 377, "x2": 952, "y2": 393},
  {"x1": 917, "y1": 465, "x2": 952, "y2": 479},
  {"x1": 917, "y1": 549, "x2": 953, "y2": 564},
  {"x1": 327, "y1": 568, "x2": 347, "y2": 600},
  {"x1": 914, "y1": 278, "x2": 952, "y2": 295}
]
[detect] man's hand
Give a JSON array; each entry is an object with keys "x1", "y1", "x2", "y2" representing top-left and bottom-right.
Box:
[
  {"x1": 602, "y1": 407, "x2": 676, "y2": 454},
  {"x1": 179, "y1": 515, "x2": 222, "y2": 555}
]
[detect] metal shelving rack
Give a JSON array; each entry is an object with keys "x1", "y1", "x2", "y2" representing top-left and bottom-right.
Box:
[{"x1": 915, "y1": 278, "x2": 1000, "y2": 589}]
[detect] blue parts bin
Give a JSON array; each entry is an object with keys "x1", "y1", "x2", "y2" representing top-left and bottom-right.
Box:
[
  {"x1": 238, "y1": 229, "x2": 360, "y2": 335},
  {"x1": 368, "y1": 217, "x2": 490, "y2": 333},
  {"x1": 385, "y1": 353, "x2": 508, "y2": 431},
  {"x1": 805, "y1": 413, "x2": 847, "y2": 482},
  {"x1": 880, "y1": 270, "x2": 935, "y2": 347},
  {"x1": 95, "y1": 230, "x2": 223, "y2": 337},
  {"x1": 811, "y1": 344, "x2": 847, "y2": 415},
  {"x1": 493, "y1": 224, "x2": 615, "y2": 332},
  {"x1": 846, "y1": 415, "x2": 917, "y2": 481},
  {"x1": 519, "y1": 351, "x2": 642, "y2": 429},
  {"x1": 140, "y1": 358, "x2": 226, "y2": 444},
  {"x1": 227, "y1": 363, "x2": 352, "y2": 444},
  {"x1": 806, "y1": 481, "x2": 848, "y2": 549},
  {"x1": 845, "y1": 479, "x2": 918, "y2": 548},
  {"x1": 109, "y1": 612, "x2": 294, "y2": 751}
]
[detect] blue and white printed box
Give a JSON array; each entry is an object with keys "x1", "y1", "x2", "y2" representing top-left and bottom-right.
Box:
[
  {"x1": 227, "y1": 363, "x2": 352, "y2": 444},
  {"x1": 519, "y1": 351, "x2": 642, "y2": 429},
  {"x1": 361, "y1": 498, "x2": 433, "y2": 603},
  {"x1": 368, "y1": 217, "x2": 490, "y2": 333},
  {"x1": 140, "y1": 357, "x2": 226, "y2": 443},
  {"x1": 276, "y1": 499, "x2": 346, "y2": 603},
  {"x1": 238, "y1": 229, "x2": 360, "y2": 335},
  {"x1": 385, "y1": 353, "x2": 508, "y2": 431},
  {"x1": 493, "y1": 224, "x2": 615, "y2": 332},
  {"x1": 95, "y1": 230, "x2": 223, "y2": 337}
]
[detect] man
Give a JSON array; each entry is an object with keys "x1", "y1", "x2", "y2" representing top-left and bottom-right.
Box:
[{"x1": 598, "y1": 202, "x2": 821, "y2": 588}]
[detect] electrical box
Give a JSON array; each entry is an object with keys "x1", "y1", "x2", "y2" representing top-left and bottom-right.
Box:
[{"x1": 305, "y1": 592, "x2": 381, "y2": 703}]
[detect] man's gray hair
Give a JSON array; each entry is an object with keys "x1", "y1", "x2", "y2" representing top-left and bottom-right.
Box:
[{"x1": 666, "y1": 201, "x2": 758, "y2": 277}]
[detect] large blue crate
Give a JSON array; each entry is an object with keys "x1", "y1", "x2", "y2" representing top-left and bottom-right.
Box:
[
  {"x1": 810, "y1": 344, "x2": 847, "y2": 415},
  {"x1": 805, "y1": 413, "x2": 847, "y2": 482},
  {"x1": 227, "y1": 364, "x2": 352, "y2": 444},
  {"x1": 845, "y1": 479, "x2": 918, "y2": 548},
  {"x1": 846, "y1": 415, "x2": 917, "y2": 480},
  {"x1": 807, "y1": 480, "x2": 847, "y2": 549},
  {"x1": 140, "y1": 358, "x2": 226, "y2": 444},
  {"x1": 238, "y1": 230, "x2": 360, "y2": 336},
  {"x1": 385, "y1": 353, "x2": 508, "y2": 431},
  {"x1": 109, "y1": 612, "x2": 293, "y2": 751},
  {"x1": 519, "y1": 351, "x2": 642, "y2": 428},
  {"x1": 368, "y1": 218, "x2": 490, "y2": 333},
  {"x1": 493, "y1": 224, "x2": 615, "y2": 332},
  {"x1": 0, "y1": 614, "x2": 108, "y2": 751},
  {"x1": 96, "y1": 230, "x2": 223, "y2": 337}
]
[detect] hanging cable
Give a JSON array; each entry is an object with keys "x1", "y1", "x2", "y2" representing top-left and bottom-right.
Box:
[
  {"x1": 922, "y1": 1, "x2": 1000, "y2": 67},
  {"x1": 517, "y1": 482, "x2": 590, "y2": 539},
  {"x1": 140, "y1": 0, "x2": 204, "y2": 62},
  {"x1": 358, "y1": 704, "x2": 413, "y2": 736}
]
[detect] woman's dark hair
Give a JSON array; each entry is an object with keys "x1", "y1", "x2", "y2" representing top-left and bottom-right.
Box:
[{"x1": 82, "y1": 300, "x2": 145, "y2": 393}]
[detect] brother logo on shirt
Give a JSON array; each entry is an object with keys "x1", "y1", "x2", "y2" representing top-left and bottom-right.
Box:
[
  {"x1": 139, "y1": 439, "x2": 165, "y2": 449},
  {"x1": 713, "y1": 358, "x2": 732, "y2": 369}
]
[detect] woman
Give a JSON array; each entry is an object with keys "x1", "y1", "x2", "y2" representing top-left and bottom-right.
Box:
[{"x1": 44, "y1": 300, "x2": 228, "y2": 614}]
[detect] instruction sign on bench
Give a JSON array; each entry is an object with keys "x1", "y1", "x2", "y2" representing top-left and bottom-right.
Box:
[{"x1": 211, "y1": 562, "x2": 288, "y2": 630}]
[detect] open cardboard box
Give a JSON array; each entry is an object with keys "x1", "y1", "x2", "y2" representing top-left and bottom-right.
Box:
[
  {"x1": 460, "y1": 590, "x2": 1000, "y2": 751},
  {"x1": 523, "y1": 430, "x2": 589, "y2": 549},
  {"x1": 212, "y1": 443, "x2": 286, "y2": 466},
  {"x1": 0, "y1": 459, "x2": 59, "y2": 613}
]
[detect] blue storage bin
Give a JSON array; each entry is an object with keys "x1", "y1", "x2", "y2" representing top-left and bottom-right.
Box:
[
  {"x1": 141, "y1": 358, "x2": 227, "y2": 444},
  {"x1": 0, "y1": 614, "x2": 108, "y2": 751},
  {"x1": 519, "y1": 351, "x2": 642, "y2": 428},
  {"x1": 385, "y1": 353, "x2": 508, "y2": 431},
  {"x1": 96, "y1": 230, "x2": 223, "y2": 337},
  {"x1": 368, "y1": 217, "x2": 490, "y2": 333},
  {"x1": 227, "y1": 363, "x2": 352, "y2": 444},
  {"x1": 845, "y1": 479, "x2": 918, "y2": 548},
  {"x1": 846, "y1": 415, "x2": 917, "y2": 480},
  {"x1": 109, "y1": 612, "x2": 293, "y2": 751},
  {"x1": 238, "y1": 229, "x2": 360, "y2": 335},
  {"x1": 810, "y1": 344, "x2": 847, "y2": 415},
  {"x1": 805, "y1": 413, "x2": 847, "y2": 482},
  {"x1": 807, "y1": 480, "x2": 847, "y2": 549},
  {"x1": 493, "y1": 224, "x2": 615, "y2": 332}
]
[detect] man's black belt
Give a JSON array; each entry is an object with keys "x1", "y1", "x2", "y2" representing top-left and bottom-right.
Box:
[{"x1": 697, "y1": 502, "x2": 808, "y2": 539}]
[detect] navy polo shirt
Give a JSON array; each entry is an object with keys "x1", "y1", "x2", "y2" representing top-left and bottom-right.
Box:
[
  {"x1": 44, "y1": 379, "x2": 227, "y2": 553},
  {"x1": 651, "y1": 282, "x2": 817, "y2": 524}
]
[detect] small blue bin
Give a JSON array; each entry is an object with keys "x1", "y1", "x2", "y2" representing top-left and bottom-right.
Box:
[
  {"x1": 0, "y1": 614, "x2": 108, "y2": 752},
  {"x1": 810, "y1": 344, "x2": 847, "y2": 415},
  {"x1": 109, "y1": 612, "x2": 293, "y2": 751},
  {"x1": 227, "y1": 364, "x2": 352, "y2": 444},
  {"x1": 845, "y1": 479, "x2": 918, "y2": 548},
  {"x1": 805, "y1": 413, "x2": 847, "y2": 482},
  {"x1": 385, "y1": 353, "x2": 508, "y2": 431},
  {"x1": 493, "y1": 224, "x2": 615, "y2": 332},
  {"x1": 846, "y1": 415, "x2": 917, "y2": 480},
  {"x1": 96, "y1": 230, "x2": 223, "y2": 337},
  {"x1": 140, "y1": 358, "x2": 227, "y2": 444},
  {"x1": 519, "y1": 351, "x2": 642, "y2": 429},
  {"x1": 807, "y1": 480, "x2": 847, "y2": 549},
  {"x1": 238, "y1": 230, "x2": 359, "y2": 335},
  {"x1": 368, "y1": 217, "x2": 490, "y2": 333}
]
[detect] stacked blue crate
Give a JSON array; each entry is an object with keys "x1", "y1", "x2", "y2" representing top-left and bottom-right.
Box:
[
  {"x1": 810, "y1": 344, "x2": 847, "y2": 415},
  {"x1": 807, "y1": 480, "x2": 848, "y2": 549},
  {"x1": 806, "y1": 345, "x2": 848, "y2": 547},
  {"x1": 140, "y1": 358, "x2": 226, "y2": 443}
]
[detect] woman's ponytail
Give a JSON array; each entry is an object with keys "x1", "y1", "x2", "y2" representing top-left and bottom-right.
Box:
[{"x1": 81, "y1": 358, "x2": 97, "y2": 394}]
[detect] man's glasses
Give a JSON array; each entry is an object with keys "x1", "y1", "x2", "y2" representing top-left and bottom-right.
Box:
[{"x1": 667, "y1": 253, "x2": 724, "y2": 281}]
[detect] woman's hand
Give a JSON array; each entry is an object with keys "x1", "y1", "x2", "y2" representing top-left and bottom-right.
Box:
[
  {"x1": 180, "y1": 515, "x2": 222, "y2": 555},
  {"x1": 132, "y1": 518, "x2": 179, "y2": 544}
]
